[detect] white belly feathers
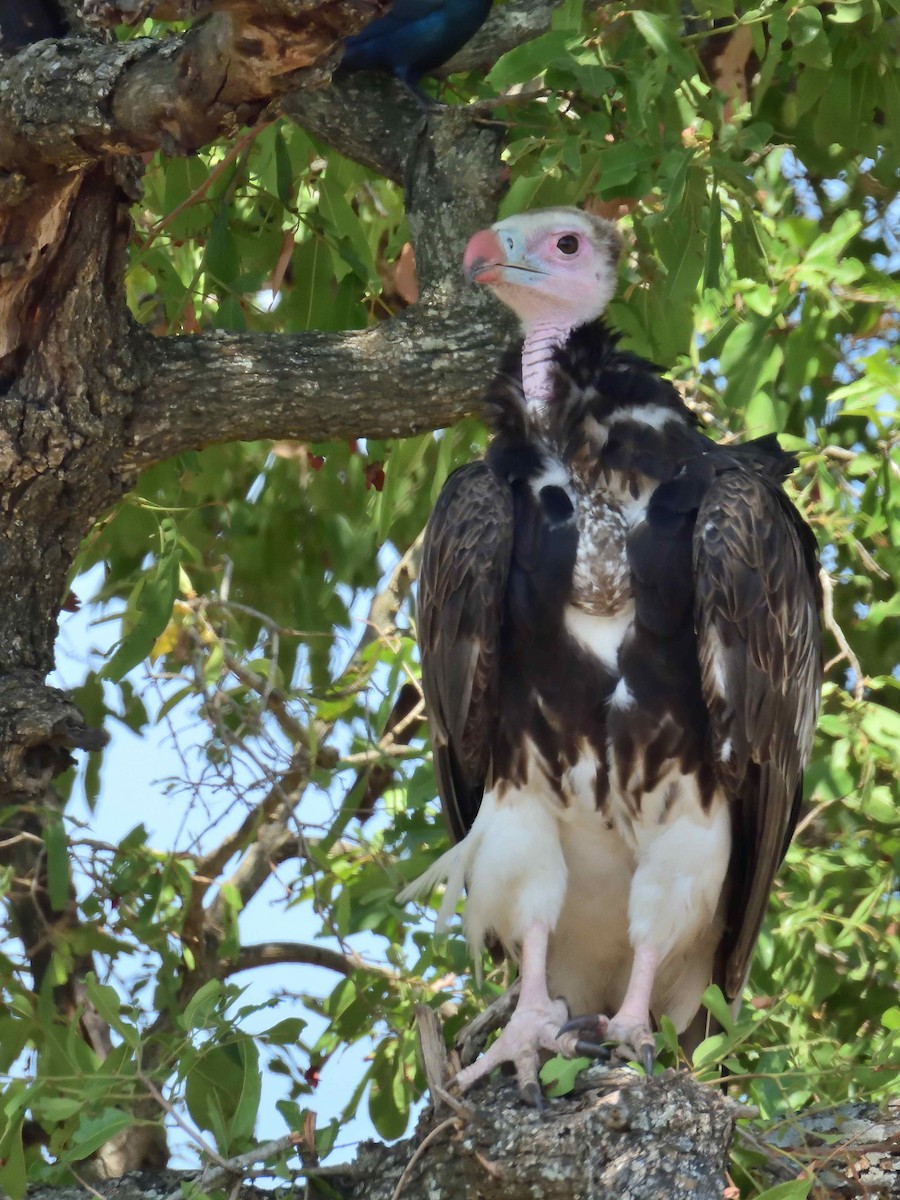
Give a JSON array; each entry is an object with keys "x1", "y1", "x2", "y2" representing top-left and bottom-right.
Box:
[{"x1": 403, "y1": 723, "x2": 731, "y2": 1029}]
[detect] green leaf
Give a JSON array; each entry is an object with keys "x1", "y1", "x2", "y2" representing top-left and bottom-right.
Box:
[
  {"x1": 104, "y1": 544, "x2": 182, "y2": 681},
  {"x1": 44, "y1": 817, "x2": 69, "y2": 912},
  {"x1": 540, "y1": 1054, "x2": 591, "y2": 1096},
  {"x1": 753, "y1": 1180, "x2": 813, "y2": 1200},
  {"x1": 701, "y1": 985, "x2": 735, "y2": 1032},
  {"x1": 368, "y1": 1043, "x2": 408, "y2": 1140},
  {"x1": 703, "y1": 187, "x2": 723, "y2": 290},
  {"x1": 62, "y1": 1108, "x2": 134, "y2": 1161},
  {"x1": 0, "y1": 1112, "x2": 25, "y2": 1200},
  {"x1": 84, "y1": 974, "x2": 139, "y2": 1047},
  {"x1": 315, "y1": 1116, "x2": 340, "y2": 1159},
  {"x1": 228, "y1": 1037, "x2": 261, "y2": 1147},
  {"x1": 182, "y1": 978, "x2": 225, "y2": 1030},
  {"x1": 487, "y1": 32, "x2": 576, "y2": 88},
  {"x1": 745, "y1": 387, "x2": 782, "y2": 436},
  {"x1": 185, "y1": 1041, "x2": 258, "y2": 1152},
  {"x1": 657, "y1": 1015, "x2": 680, "y2": 1061},
  {"x1": 596, "y1": 142, "x2": 659, "y2": 197},
  {"x1": 274, "y1": 128, "x2": 294, "y2": 209},
  {"x1": 34, "y1": 1096, "x2": 84, "y2": 1121},
  {"x1": 631, "y1": 11, "x2": 696, "y2": 78},
  {"x1": 262, "y1": 1017, "x2": 308, "y2": 1045},
  {"x1": 318, "y1": 175, "x2": 377, "y2": 288},
  {"x1": 660, "y1": 150, "x2": 696, "y2": 218},
  {"x1": 827, "y1": 1, "x2": 864, "y2": 23},
  {"x1": 205, "y1": 203, "x2": 239, "y2": 287},
  {"x1": 790, "y1": 6, "x2": 824, "y2": 46},
  {"x1": 0, "y1": 1017, "x2": 31, "y2": 1073}
]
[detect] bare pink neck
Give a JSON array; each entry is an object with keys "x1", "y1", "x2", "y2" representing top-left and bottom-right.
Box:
[{"x1": 521, "y1": 318, "x2": 575, "y2": 415}]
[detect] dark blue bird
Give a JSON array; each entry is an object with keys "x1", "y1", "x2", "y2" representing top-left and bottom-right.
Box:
[{"x1": 341, "y1": 0, "x2": 493, "y2": 90}]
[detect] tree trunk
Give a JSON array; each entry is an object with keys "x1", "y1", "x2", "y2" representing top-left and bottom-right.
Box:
[{"x1": 0, "y1": 1, "x2": 531, "y2": 1175}]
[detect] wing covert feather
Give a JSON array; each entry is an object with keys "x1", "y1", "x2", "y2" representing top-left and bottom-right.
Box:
[
  {"x1": 418, "y1": 462, "x2": 514, "y2": 843},
  {"x1": 694, "y1": 469, "x2": 822, "y2": 998}
]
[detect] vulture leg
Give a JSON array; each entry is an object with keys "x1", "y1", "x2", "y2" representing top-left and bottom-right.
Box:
[
  {"x1": 453, "y1": 922, "x2": 570, "y2": 1102},
  {"x1": 560, "y1": 944, "x2": 659, "y2": 1076}
]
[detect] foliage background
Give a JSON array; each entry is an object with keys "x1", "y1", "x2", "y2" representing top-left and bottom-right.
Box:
[{"x1": 1, "y1": 1, "x2": 898, "y2": 1195}]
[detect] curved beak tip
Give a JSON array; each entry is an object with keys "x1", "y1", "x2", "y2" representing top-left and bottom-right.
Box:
[
  {"x1": 463, "y1": 228, "x2": 504, "y2": 286},
  {"x1": 463, "y1": 257, "x2": 500, "y2": 286}
]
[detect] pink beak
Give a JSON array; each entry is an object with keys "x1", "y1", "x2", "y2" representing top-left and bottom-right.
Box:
[{"x1": 463, "y1": 228, "x2": 505, "y2": 285}]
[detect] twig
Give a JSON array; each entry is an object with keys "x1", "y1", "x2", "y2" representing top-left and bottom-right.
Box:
[
  {"x1": 163, "y1": 1132, "x2": 364, "y2": 1200},
  {"x1": 852, "y1": 537, "x2": 889, "y2": 581},
  {"x1": 415, "y1": 1003, "x2": 450, "y2": 1104},
  {"x1": 198, "y1": 1132, "x2": 301, "y2": 1190},
  {"x1": 204, "y1": 747, "x2": 314, "y2": 926},
  {"x1": 433, "y1": 1085, "x2": 477, "y2": 1122},
  {"x1": 794, "y1": 797, "x2": 836, "y2": 839},
  {"x1": 389, "y1": 1117, "x2": 460, "y2": 1200},
  {"x1": 819, "y1": 568, "x2": 865, "y2": 701},
  {"x1": 340, "y1": 742, "x2": 424, "y2": 767},
  {"x1": 341, "y1": 537, "x2": 423, "y2": 680},
  {"x1": 223, "y1": 649, "x2": 309, "y2": 746},
  {"x1": 68, "y1": 1169, "x2": 105, "y2": 1200},
  {"x1": 465, "y1": 84, "x2": 549, "y2": 113},
  {"x1": 140, "y1": 120, "x2": 275, "y2": 245},
  {"x1": 138, "y1": 1071, "x2": 228, "y2": 1171},
  {"x1": 194, "y1": 746, "x2": 310, "y2": 903}
]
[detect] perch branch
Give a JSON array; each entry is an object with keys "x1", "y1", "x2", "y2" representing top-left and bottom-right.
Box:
[{"x1": 226, "y1": 939, "x2": 401, "y2": 980}]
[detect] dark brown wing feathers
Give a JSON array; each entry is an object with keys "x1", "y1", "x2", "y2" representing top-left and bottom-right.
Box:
[
  {"x1": 417, "y1": 462, "x2": 514, "y2": 843},
  {"x1": 694, "y1": 469, "x2": 822, "y2": 998}
]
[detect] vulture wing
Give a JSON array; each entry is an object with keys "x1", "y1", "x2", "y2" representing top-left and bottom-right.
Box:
[
  {"x1": 693, "y1": 466, "x2": 822, "y2": 999},
  {"x1": 418, "y1": 462, "x2": 514, "y2": 843}
]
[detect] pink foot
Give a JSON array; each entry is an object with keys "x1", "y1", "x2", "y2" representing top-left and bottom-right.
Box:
[{"x1": 454, "y1": 994, "x2": 570, "y2": 1104}]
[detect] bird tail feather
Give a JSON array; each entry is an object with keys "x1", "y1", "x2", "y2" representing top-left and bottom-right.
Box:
[{"x1": 397, "y1": 842, "x2": 468, "y2": 933}]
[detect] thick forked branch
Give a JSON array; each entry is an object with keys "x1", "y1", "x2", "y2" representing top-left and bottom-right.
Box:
[
  {"x1": 0, "y1": 0, "x2": 389, "y2": 171},
  {"x1": 0, "y1": 0, "x2": 556, "y2": 174},
  {"x1": 125, "y1": 87, "x2": 515, "y2": 468}
]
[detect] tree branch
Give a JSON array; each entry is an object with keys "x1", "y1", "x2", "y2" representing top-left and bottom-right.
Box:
[
  {"x1": 125, "y1": 93, "x2": 514, "y2": 469},
  {"x1": 203, "y1": 745, "x2": 314, "y2": 934},
  {"x1": 438, "y1": 0, "x2": 559, "y2": 75},
  {"x1": 0, "y1": 0, "x2": 388, "y2": 172},
  {"x1": 124, "y1": 302, "x2": 503, "y2": 469},
  {"x1": 282, "y1": 72, "x2": 424, "y2": 185},
  {"x1": 226, "y1": 939, "x2": 400, "y2": 979}
]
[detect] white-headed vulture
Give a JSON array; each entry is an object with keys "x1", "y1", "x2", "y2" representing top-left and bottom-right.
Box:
[{"x1": 401, "y1": 208, "x2": 823, "y2": 1103}]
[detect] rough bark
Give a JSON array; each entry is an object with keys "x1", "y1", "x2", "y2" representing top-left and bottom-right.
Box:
[
  {"x1": 0, "y1": 10, "x2": 510, "y2": 851},
  {"x1": 0, "y1": 1, "x2": 388, "y2": 167},
  {"x1": 0, "y1": 0, "x2": 536, "y2": 1178},
  {"x1": 22, "y1": 1074, "x2": 900, "y2": 1199}
]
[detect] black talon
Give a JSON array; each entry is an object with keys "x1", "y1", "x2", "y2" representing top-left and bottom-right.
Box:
[
  {"x1": 559, "y1": 1014, "x2": 605, "y2": 1038},
  {"x1": 642, "y1": 1044, "x2": 655, "y2": 1077},
  {"x1": 574, "y1": 1040, "x2": 612, "y2": 1061},
  {"x1": 521, "y1": 1080, "x2": 545, "y2": 1110}
]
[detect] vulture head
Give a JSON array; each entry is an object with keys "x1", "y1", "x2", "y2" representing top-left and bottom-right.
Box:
[{"x1": 463, "y1": 207, "x2": 622, "y2": 331}]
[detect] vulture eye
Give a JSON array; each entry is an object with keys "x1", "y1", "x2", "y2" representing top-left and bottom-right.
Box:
[{"x1": 557, "y1": 234, "x2": 580, "y2": 255}]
